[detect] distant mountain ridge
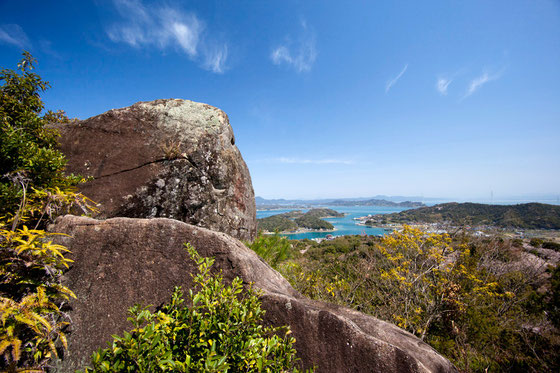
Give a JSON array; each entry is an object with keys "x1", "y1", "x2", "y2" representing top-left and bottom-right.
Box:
[
  {"x1": 255, "y1": 196, "x2": 425, "y2": 207},
  {"x1": 329, "y1": 199, "x2": 425, "y2": 208},
  {"x1": 367, "y1": 202, "x2": 560, "y2": 229}
]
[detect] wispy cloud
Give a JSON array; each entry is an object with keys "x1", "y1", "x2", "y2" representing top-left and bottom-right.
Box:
[
  {"x1": 106, "y1": 0, "x2": 227, "y2": 73},
  {"x1": 107, "y1": 0, "x2": 200, "y2": 56},
  {"x1": 263, "y1": 157, "x2": 354, "y2": 165},
  {"x1": 0, "y1": 24, "x2": 31, "y2": 49},
  {"x1": 436, "y1": 77, "x2": 452, "y2": 95},
  {"x1": 385, "y1": 64, "x2": 408, "y2": 93},
  {"x1": 201, "y1": 44, "x2": 228, "y2": 74},
  {"x1": 466, "y1": 73, "x2": 490, "y2": 97},
  {"x1": 463, "y1": 70, "x2": 503, "y2": 98},
  {"x1": 271, "y1": 20, "x2": 317, "y2": 73},
  {"x1": 39, "y1": 39, "x2": 62, "y2": 59}
]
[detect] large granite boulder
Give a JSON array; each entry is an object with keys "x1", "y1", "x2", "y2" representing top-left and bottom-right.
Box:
[
  {"x1": 53, "y1": 99, "x2": 256, "y2": 241},
  {"x1": 51, "y1": 215, "x2": 457, "y2": 373}
]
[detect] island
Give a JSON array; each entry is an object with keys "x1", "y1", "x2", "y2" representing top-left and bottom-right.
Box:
[
  {"x1": 257, "y1": 208, "x2": 344, "y2": 233},
  {"x1": 358, "y1": 202, "x2": 560, "y2": 230}
]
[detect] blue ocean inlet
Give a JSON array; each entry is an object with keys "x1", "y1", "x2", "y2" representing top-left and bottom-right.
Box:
[{"x1": 256, "y1": 206, "x2": 411, "y2": 240}]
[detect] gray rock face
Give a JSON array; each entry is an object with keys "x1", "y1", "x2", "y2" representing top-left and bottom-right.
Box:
[
  {"x1": 54, "y1": 99, "x2": 256, "y2": 241},
  {"x1": 52, "y1": 215, "x2": 457, "y2": 373}
]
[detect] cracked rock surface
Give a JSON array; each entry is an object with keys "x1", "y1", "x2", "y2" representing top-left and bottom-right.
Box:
[
  {"x1": 51, "y1": 216, "x2": 458, "y2": 373},
  {"x1": 53, "y1": 99, "x2": 256, "y2": 241}
]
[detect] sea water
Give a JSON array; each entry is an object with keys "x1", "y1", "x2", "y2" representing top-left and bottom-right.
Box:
[{"x1": 256, "y1": 205, "x2": 412, "y2": 240}]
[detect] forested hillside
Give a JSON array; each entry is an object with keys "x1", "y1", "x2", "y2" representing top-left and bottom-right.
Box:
[
  {"x1": 367, "y1": 202, "x2": 560, "y2": 229},
  {"x1": 257, "y1": 208, "x2": 341, "y2": 232},
  {"x1": 248, "y1": 229, "x2": 560, "y2": 372}
]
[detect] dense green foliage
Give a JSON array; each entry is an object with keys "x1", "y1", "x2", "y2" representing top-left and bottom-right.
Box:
[
  {"x1": 0, "y1": 53, "x2": 91, "y2": 372},
  {"x1": 528, "y1": 237, "x2": 560, "y2": 252},
  {"x1": 367, "y1": 202, "x2": 560, "y2": 229},
  {"x1": 258, "y1": 229, "x2": 560, "y2": 372},
  {"x1": 246, "y1": 233, "x2": 292, "y2": 269},
  {"x1": 257, "y1": 215, "x2": 298, "y2": 233},
  {"x1": 302, "y1": 208, "x2": 344, "y2": 218},
  {"x1": 293, "y1": 215, "x2": 333, "y2": 230},
  {"x1": 82, "y1": 244, "x2": 304, "y2": 373},
  {"x1": 257, "y1": 208, "x2": 341, "y2": 232},
  {"x1": 529, "y1": 238, "x2": 544, "y2": 247},
  {"x1": 0, "y1": 52, "x2": 84, "y2": 224},
  {"x1": 0, "y1": 227, "x2": 75, "y2": 371},
  {"x1": 542, "y1": 240, "x2": 560, "y2": 252},
  {"x1": 549, "y1": 265, "x2": 560, "y2": 328}
]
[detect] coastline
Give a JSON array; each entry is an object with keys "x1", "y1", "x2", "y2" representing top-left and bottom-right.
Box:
[
  {"x1": 257, "y1": 206, "x2": 411, "y2": 239},
  {"x1": 262, "y1": 228, "x2": 338, "y2": 235}
]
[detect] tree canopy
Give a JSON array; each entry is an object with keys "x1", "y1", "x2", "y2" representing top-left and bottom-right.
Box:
[{"x1": 0, "y1": 51, "x2": 85, "y2": 227}]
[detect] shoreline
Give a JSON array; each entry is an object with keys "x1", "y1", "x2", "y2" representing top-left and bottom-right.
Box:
[{"x1": 262, "y1": 228, "x2": 338, "y2": 235}]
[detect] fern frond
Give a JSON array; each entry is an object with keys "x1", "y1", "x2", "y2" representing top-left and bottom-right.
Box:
[
  {"x1": 19, "y1": 292, "x2": 39, "y2": 307},
  {"x1": 11, "y1": 337, "x2": 21, "y2": 362},
  {"x1": 30, "y1": 312, "x2": 52, "y2": 333},
  {"x1": 59, "y1": 332, "x2": 67, "y2": 350},
  {"x1": 53, "y1": 284, "x2": 76, "y2": 299},
  {"x1": 14, "y1": 314, "x2": 40, "y2": 329},
  {"x1": 0, "y1": 338, "x2": 13, "y2": 356},
  {"x1": 48, "y1": 340, "x2": 58, "y2": 358}
]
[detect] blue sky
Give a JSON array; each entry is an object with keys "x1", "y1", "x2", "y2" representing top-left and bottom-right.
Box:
[{"x1": 1, "y1": 0, "x2": 559, "y2": 201}]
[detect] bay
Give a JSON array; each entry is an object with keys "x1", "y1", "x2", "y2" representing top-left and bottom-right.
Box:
[{"x1": 256, "y1": 205, "x2": 413, "y2": 240}]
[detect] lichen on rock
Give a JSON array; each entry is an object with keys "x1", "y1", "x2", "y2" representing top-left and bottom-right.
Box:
[{"x1": 53, "y1": 99, "x2": 256, "y2": 241}]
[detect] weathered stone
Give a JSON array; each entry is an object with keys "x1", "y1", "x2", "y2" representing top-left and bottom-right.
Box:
[
  {"x1": 53, "y1": 99, "x2": 256, "y2": 241},
  {"x1": 51, "y1": 215, "x2": 457, "y2": 373}
]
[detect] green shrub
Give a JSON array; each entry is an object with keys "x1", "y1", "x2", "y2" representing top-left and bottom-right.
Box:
[
  {"x1": 511, "y1": 238, "x2": 523, "y2": 248},
  {"x1": 81, "y1": 244, "x2": 305, "y2": 373},
  {"x1": 548, "y1": 265, "x2": 560, "y2": 328},
  {"x1": 0, "y1": 227, "x2": 75, "y2": 371},
  {"x1": 293, "y1": 215, "x2": 333, "y2": 230},
  {"x1": 529, "y1": 238, "x2": 543, "y2": 248},
  {"x1": 542, "y1": 241, "x2": 560, "y2": 252},
  {"x1": 1, "y1": 52, "x2": 92, "y2": 372},
  {"x1": 272, "y1": 230, "x2": 560, "y2": 372},
  {"x1": 247, "y1": 232, "x2": 293, "y2": 269},
  {"x1": 0, "y1": 52, "x2": 88, "y2": 226},
  {"x1": 257, "y1": 216, "x2": 298, "y2": 233}
]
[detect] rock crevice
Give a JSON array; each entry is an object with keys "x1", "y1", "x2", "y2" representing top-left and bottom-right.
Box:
[
  {"x1": 94, "y1": 158, "x2": 169, "y2": 179},
  {"x1": 53, "y1": 99, "x2": 256, "y2": 241},
  {"x1": 49, "y1": 99, "x2": 457, "y2": 372}
]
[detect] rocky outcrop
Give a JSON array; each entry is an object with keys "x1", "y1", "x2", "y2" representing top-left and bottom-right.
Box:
[
  {"x1": 51, "y1": 215, "x2": 457, "y2": 373},
  {"x1": 53, "y1": 99, "x2": 256, "y2": 241}
]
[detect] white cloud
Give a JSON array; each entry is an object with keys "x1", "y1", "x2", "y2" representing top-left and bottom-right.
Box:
[
  {"x1": 0, "y1": 24, "x2": 30, "y2": 49},
  {"x1": 107, "y1": 1, "x2": 200, "y2": 57},
  {"x1": 385, "y1": 64, "x2": 408, "y2": 93},
  {"x1": 170, "y1": 21, "x2": 199, "y2": 56},
  {"x1": 266, "y1": 157, "x2": 353, "y2": 165},
  {"x1": 271, "y1": 20, "x2": 317, "y2": 73},
  {"x1": 106, "y1": 0, "x2": 227, "y2": 73},
  {"x1": 464, "y1": 70, "x2": 502, "y2": 98},
  {"x1": 436, "y1": 77, "x2": 452, "y2": 95},
  {"x1": 202, "y1": 44, "x2": 228, "y2": 74}
]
